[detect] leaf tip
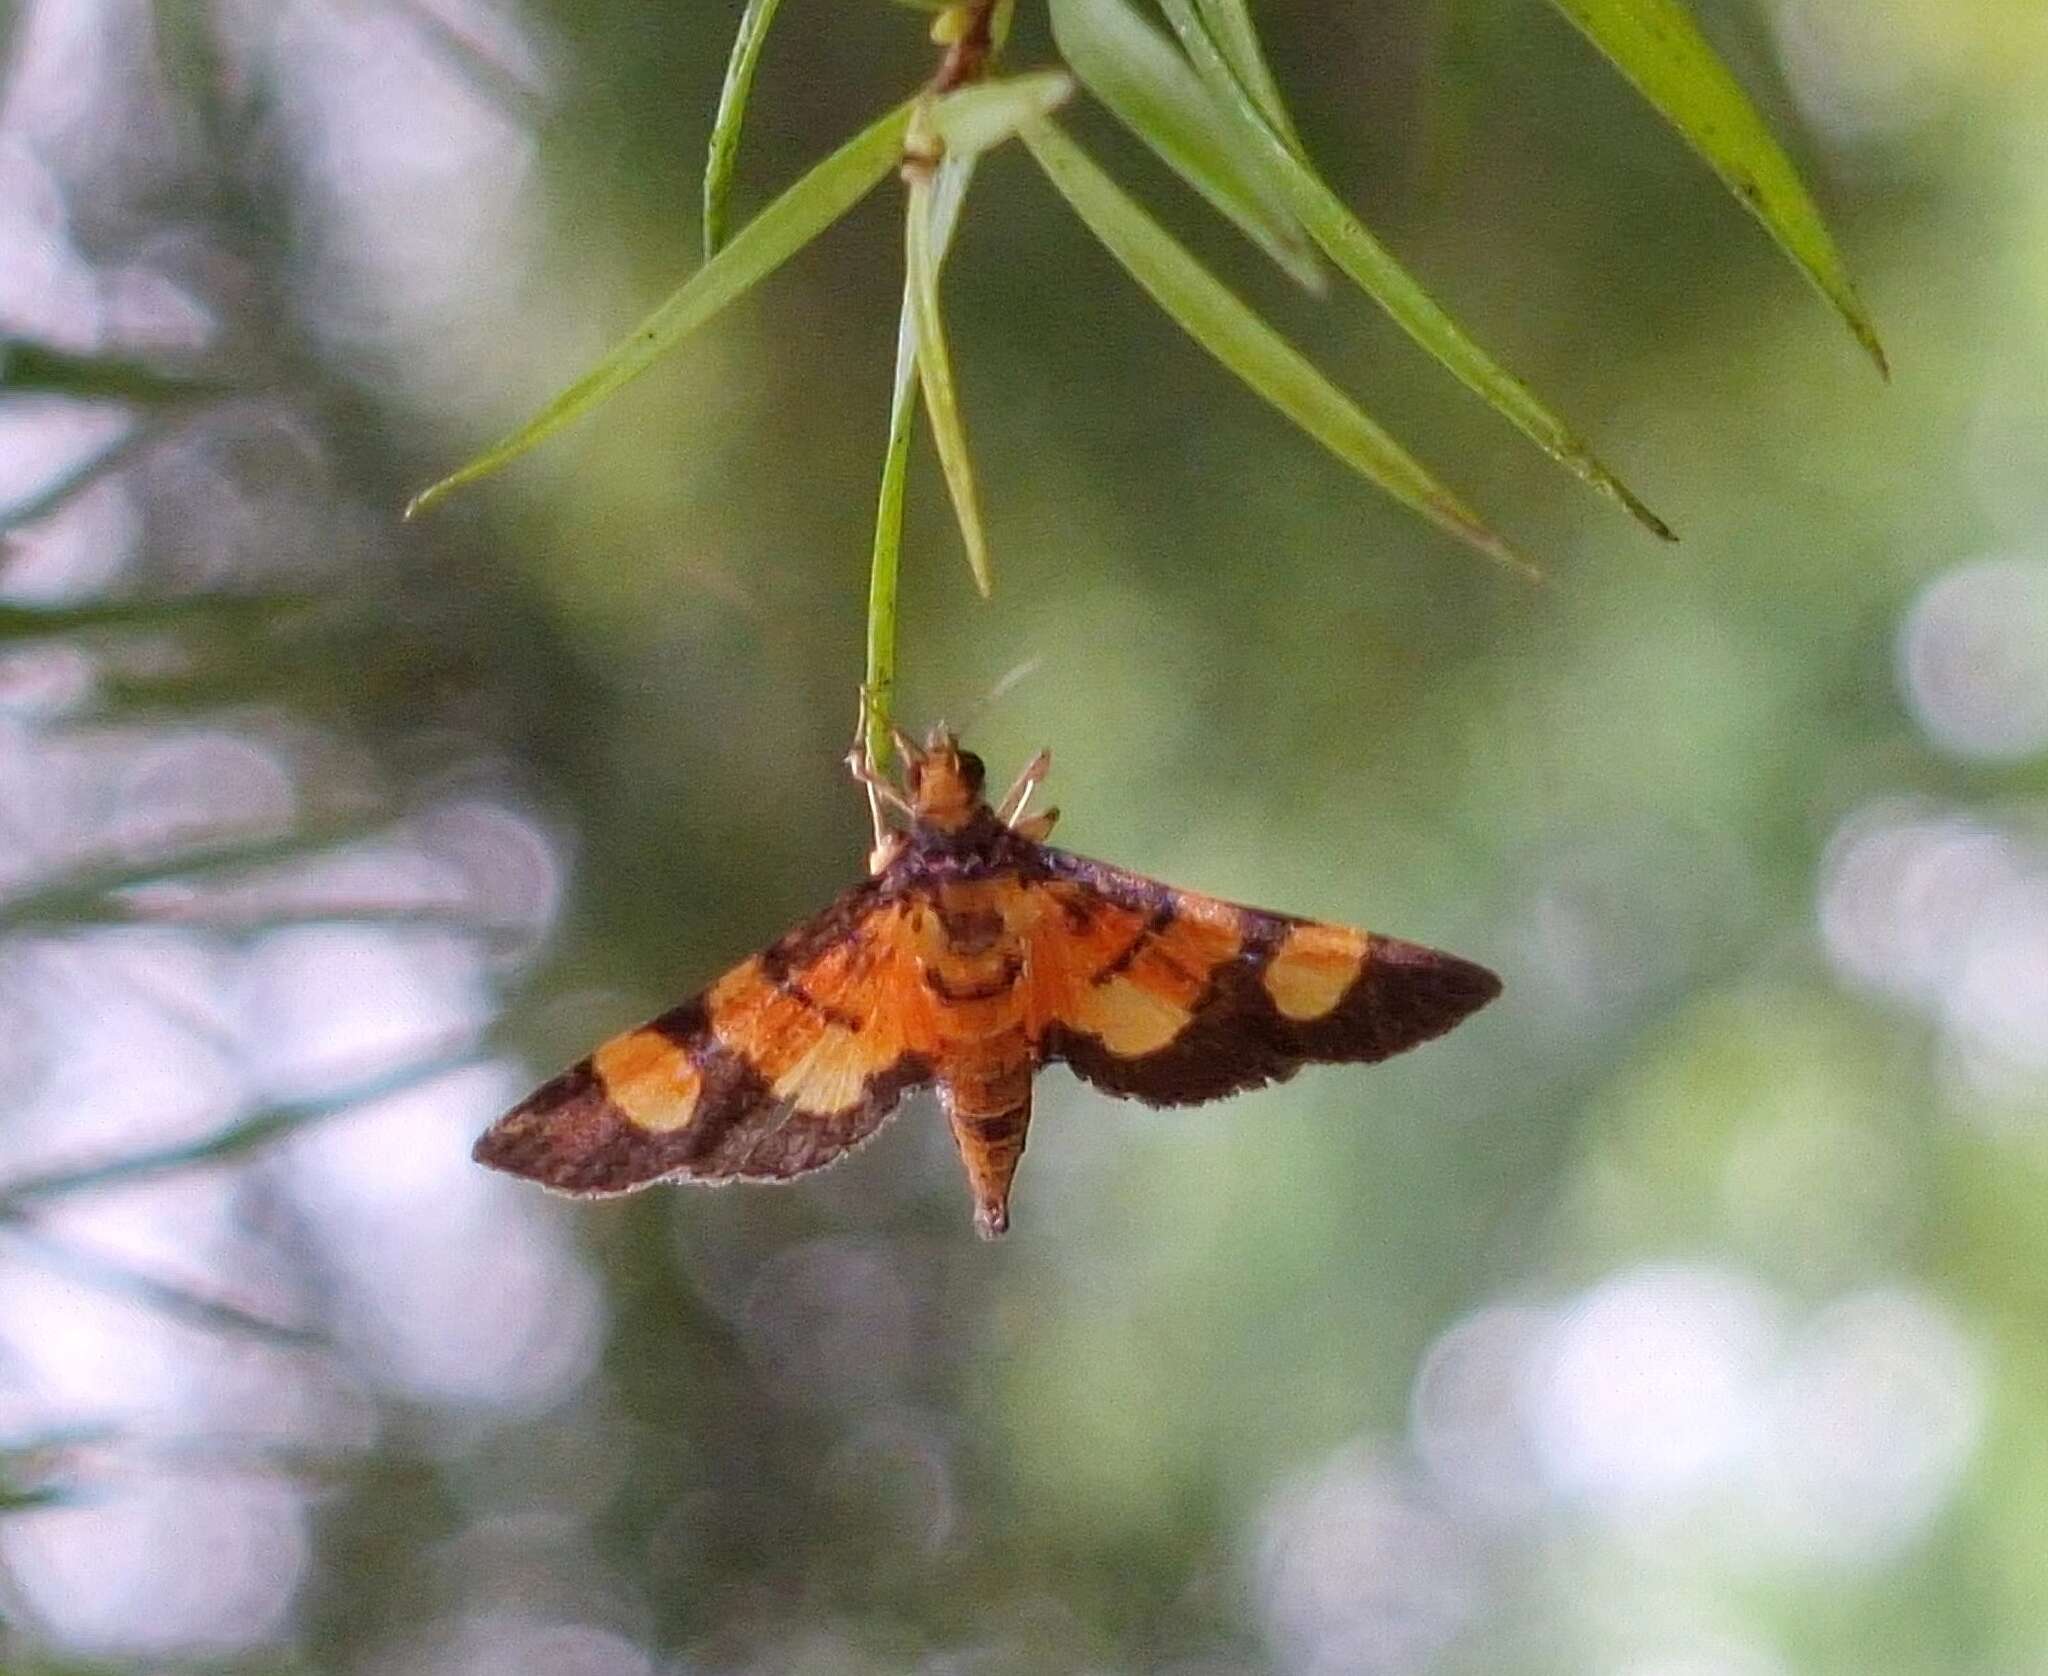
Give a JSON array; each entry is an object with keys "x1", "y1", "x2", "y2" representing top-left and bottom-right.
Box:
[
  {"x1": 1451, "y1": 515, "x2": 1543, "y2": 583},
  {"x1": 1617, "y1": 484, "x2": 1678, "y2": 544},
  {"x1": 1574, "y1": 453, "x2": 1677, "y2": 543},
  {"x1": 401, "y1": 484, "x2": 441, "y2": 521},
  {"x1": 1281, "y1": 241, "x2": 1329, "y2": 296}
]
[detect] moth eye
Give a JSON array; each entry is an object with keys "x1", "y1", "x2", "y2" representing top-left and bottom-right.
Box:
[{"x1": 958, "y1": 751, "x2": 986, "y2": 792}]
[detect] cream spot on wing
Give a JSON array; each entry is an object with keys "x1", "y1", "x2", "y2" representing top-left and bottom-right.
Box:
[
  {"x1": 769, "y1": 1025, "x2": 886, "y2": 1114},
  {"x1": 594, "y1": 1030, "x2": 703, "y2": 1132},
  {"x1": 1263, "y1": 924, "x2": 1370, "y2": 1021},
  {"x1": 1070, "y1": 975, "x2": 1189, "y2": 1056}
]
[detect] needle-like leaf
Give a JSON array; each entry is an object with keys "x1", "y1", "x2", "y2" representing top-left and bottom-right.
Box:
[
  {"x1": 1048, "y1": 0, "x2": 1321, "y2": 291},
  {"x1": 1020, "y1": 117, "x2": 1532, "y2": 575},
  {"x1": 703, "y1": 0, "x2": 786, "y2": 258},
  {"x1": 0, "y1": 341, "x2": 230, "y2": 404},
  {"x1": 0, "y1": 1483, "x2": 80, "y2": 1512},
  {"x1": 0, "y1": 1041, "x2": 486, "y2": 1206},
  {"x1": 1543, "y1": 0, "x2": 1887, "y2": 376},
  {"x1": 0, "y1": 1224, "x2": 322, "y2": 1347},
  {"x1": 0, "y1": 424, "x2": 150, "y2": 533},
  {"x1": 0, "y1": 816, "x2": 390, "y2": 932},
  {"x1": 406, "y1": 97, "x2": 918, "y2": 517},
  {"x1": 1189, "y1": 0, "x2": 1305, "y2": 155},
  {"x1": 867, "y1": 155, "x2": 979, "y2": 770},
  {"x1": 0, "y1": 592, "x2": 311, "y2": 643},
  {"x1": 1160, "y1": 0, "x2": 1673, "y2": 541},
  {"x1": 905, "y1": 124, "x2": 992, "y2": 597}
]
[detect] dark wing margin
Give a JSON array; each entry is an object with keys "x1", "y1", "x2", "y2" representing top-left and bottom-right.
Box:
[
  {"x1": 474, "y1": 879, "x2": 939, "y2": 1194},
  {"x1": 1032, "y1": 848, "x2": 1500, "y2": 1108}
]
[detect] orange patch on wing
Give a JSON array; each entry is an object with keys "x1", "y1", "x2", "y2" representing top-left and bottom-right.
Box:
[
  {"x1": 1025, "y1": 885, "x2": 1242, "y2": 1054},
  {"x1": 707, "y1": 911, "x2": 936, "y2": 1114},
  {"x1": 708, "y1": 959, "x2": 819, "y2": 1079},
  {"x1": 1262, "y1": 923, "x2": 1370, "y2": 1020},
  {"x1": 1020, "y1": 887, "x2": 1141, "y2": 1037},
  {"x1": 1140, "y1": 913, "x2": 1243, "y2": 998},
  {"x1": 593, "y1": 1028, "x2": 703, "y2": 1133}
]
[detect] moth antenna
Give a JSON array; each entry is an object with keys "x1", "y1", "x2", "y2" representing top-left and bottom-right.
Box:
[{"x1": 957, "y1": 655, "x2": 1043, "y2": 732}]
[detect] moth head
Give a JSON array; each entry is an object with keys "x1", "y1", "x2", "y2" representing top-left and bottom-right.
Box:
[{"x1": 907, "y1": 728, "x2": 986, "y2": 830}]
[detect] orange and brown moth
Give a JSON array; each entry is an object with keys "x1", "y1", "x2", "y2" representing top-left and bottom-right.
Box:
[{"x1": 475, "y1": 729, "x2": 1501, "y2": 1238}]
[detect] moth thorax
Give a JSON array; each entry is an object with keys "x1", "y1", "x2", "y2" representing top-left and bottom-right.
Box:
[{"x1": 910, "y1": 741, "x2": 986, "y2": 831}]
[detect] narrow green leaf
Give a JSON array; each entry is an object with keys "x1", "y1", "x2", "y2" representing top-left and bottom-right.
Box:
[
  {"x1": 0, "y1": 592, "x2": 311, "y2": 644},
  {"x1": 0, "y1": 1224, "x2": 322, "y2": 1346},
  {"x1": 867, "y1": 156, "x2": 979, "y2": 771},
  {"x1": 407, "y1": 98, "x2": 917, "y2": 517},
  {"x1": 864, "y1": 392, "x2": 912, "y2": 774},
  {"x1": 0, "y1": 1425, "x2": 113, "y2": 1456},
  {"x1": 0, "y1": 1426, "x2": 103, "y2": 1516},
  {"x1": 388, "y1": 0, "x2": 548, "y2": 122},
  {"x1": 1020, "y1": 118, "x2": 1531, "y2": 575},
  {"x1": 0, "y1": 815, "x2": 388, "y2": 932},
  {"x1": 0, "y1": 341, "x2": 230, "y2": 404},
  {"x1": 1049, "y1": 0, "x2": 1321, "y2": 291},
  {"x1": 703, "y1": 0, "x2": 786, "y2": 258},
  {"x1": 0, "y1": 1112, "x2": 307, "y2": 1197},
  {"x1": 905, "y1": 140, "x2": 992, "y2": 597},
  {"x1": 0, "y1": 1041, "x2": 485, "y2": 1206},
  {"x1": 60, "y1": 892, "x2": 530, "y2": 939},
  {"x1": 0, "y1": 1484, "x2": 79, "y2": 1512},
  {"x1": 925, "y1": 69, "x2": 1076, "y2": 159},
  {"x1": 1190, "y1": 0, "x2": 1305, "y2": 155},
  {"x1": 0, "y1": 423, "x2": 149, "y2": 533},
  {"x1": 1543, "y1": 0, "x2": 1886, "y2": 375},
  {"x1": 1161, "y1": 0, "x2": 1673, "y2": 541}
]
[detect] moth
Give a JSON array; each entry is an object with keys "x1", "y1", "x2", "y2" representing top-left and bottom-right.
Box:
[{"x1": 474, "y1": 729, "x2": 1501, "y2": 1238}]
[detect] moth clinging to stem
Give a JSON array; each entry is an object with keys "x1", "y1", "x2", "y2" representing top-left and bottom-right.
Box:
[{"x1": 475, "y1": 728, "x2": 1500, "y2": 1237}]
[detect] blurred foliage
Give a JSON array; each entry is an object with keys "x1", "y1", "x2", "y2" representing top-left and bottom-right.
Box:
[{"x1": 2, "y1": 1, "x2": 2047, "y2": 1674}]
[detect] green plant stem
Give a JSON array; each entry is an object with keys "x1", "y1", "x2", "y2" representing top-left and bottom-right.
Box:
[
  {"x1": 864, "y1": 319, "x2": 918, "y2": 773},
  {"x1": 865, "y1": 154, "x2": 977, "y2": 771}
]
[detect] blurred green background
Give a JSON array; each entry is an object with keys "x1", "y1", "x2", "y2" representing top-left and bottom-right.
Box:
[{"x1": 2, "y1": 1, "x2": 2046, "y2": 1671}]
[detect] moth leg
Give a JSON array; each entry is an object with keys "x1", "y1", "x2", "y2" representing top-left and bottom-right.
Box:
[
  {"x1": 844, "y1": 693, "x2": 916, "y2": 809},
  {"x1": 843, "y1": 714, "x2": 916, "y2": 876},
  {"x1": 856, "y1": 773, "x2": 909, "y2": 873},
  {"x1": 849, "y1": 770, "x2": 913, "y2": 877},
  {"x1": 995, "y1": 748, "x2": 1052, "y2": 826},
  {"x1": 846, "y1": 750, "x2": 915, "y2": 817}
]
